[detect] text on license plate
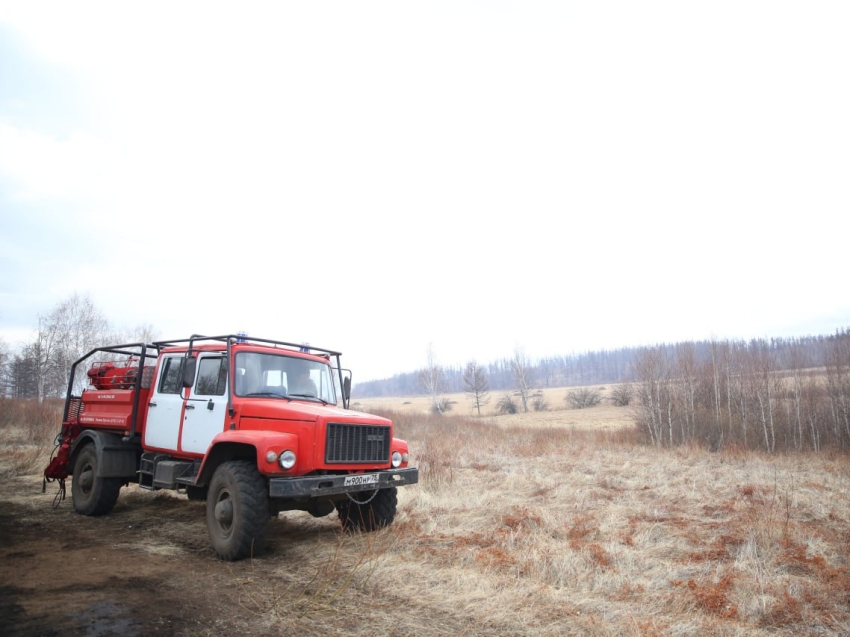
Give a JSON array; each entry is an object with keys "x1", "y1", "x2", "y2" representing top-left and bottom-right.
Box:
[{"x1": 344, "y1": 473, "x2": 380, "y2": 487}]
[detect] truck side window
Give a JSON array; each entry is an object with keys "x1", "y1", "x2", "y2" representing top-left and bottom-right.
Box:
[
  {"x1": 158, "y1": 358, "x2": 184, "y2": 394},
  {"x1": 195, "y1": 357, "x2": 227, "y2": 396}
]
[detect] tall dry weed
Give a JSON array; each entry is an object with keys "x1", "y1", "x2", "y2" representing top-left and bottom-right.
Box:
[{"x1": 0, "y1": 398, "x2": 63, "y2": 478}]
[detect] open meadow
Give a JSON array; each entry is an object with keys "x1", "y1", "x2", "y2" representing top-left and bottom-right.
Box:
[{"x1": 1, "y1": 393, "x2": 849, "y2": 635}]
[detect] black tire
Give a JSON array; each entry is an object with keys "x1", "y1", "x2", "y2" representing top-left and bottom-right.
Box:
[
  {"x1": 336, "y1": 487, "x2": 397, "y2": 532},
  {"x1": 206, "y1": 460, "x2": 269, "y2": 561},
  {"x1": 186, "y1": 485, "x2": 208, "y2": 502},
  {"x1": 71, "y1": 444, "x2": 122, "y2": 516}
]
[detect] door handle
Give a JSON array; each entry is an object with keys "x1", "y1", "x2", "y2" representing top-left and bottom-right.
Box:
[
  {"x1": 185, "y1": 404, "x2": 195, "y2": 410},
  {"x1": 149, "y1": 402, "x2": 157, "y2": 407}
]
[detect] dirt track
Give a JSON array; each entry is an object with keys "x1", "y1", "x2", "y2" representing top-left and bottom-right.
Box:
[
  {"x1": 0, "y1": 474, "x2": 392, "y2": 637},
  {"x1": 3, "y1": 479, "x2": 249, "y2": 635}
]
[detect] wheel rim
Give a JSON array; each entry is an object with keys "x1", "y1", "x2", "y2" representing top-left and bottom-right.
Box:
[
  {"x1": 214, "y1": 489, "x2": 234, "y2": 537},
  {"x1": 79, "y1": 464, "x2": 94, "y2": 495}
]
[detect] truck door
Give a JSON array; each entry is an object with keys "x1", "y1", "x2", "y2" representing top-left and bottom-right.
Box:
[
  {"x1": 144, "y1": 354, "x2": 186, "y2": 451},
  {"x1": 180, "y1": 354, "x2": 228, "y2": 454}
]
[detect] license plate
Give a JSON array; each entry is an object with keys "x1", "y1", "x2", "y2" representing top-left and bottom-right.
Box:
[{"x1": 344, "y1": 473, "x2": 379, "y2": 487}]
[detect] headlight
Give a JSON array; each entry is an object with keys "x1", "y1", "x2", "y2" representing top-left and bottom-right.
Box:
[
  {"x1": 266, "y1": 450, "x2": 278, "y2": 463},
  {"x1": 391, "y1": 451, "x2": 402, "y2": 468},
  {"x1": 402, "y1": 452, "x2": 409, "y2": 463},
  {"x1": 279, "y1": 450, "x2": 296, "y2": 470}
]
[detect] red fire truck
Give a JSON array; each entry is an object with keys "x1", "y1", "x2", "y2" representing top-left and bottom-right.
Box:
[{"x1": 43, "y1": 334, "x2": 418, "y2": 560}]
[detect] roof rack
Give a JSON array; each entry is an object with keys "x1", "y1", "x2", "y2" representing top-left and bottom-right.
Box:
[{"x1": 151, "y1": 334, "x2": 342, "y2": 358}]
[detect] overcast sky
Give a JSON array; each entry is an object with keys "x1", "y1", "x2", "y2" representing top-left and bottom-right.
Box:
[{"x1": 1, "y1": 2, "x2": 848, "y2": 382}]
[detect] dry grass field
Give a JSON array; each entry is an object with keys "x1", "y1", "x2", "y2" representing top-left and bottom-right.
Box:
[
  {"x1": 352, "y1": 385, "x2": 629, "y2": 430},
  {"x1": 2, "y1": 394, "x2": 850, "y2": 635}
]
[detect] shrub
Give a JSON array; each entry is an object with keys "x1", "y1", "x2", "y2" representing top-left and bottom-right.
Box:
[
  {"x1": 565, "y1": 387, "x2": 602, "y2": 409},
  {"x1": 531, "y1": 395, "x2": 549, "y2": 412},
  {"x1": 496, "y1": 394, "x2": 518, "y2": 415},
  {"x1": 609, "y1": 384, "x2": 633, "y2": 407},
  {"x1": 430, "y1": 398, "x2": 453, "y2": 415}
]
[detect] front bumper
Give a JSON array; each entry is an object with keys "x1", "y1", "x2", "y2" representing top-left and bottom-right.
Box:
[{"x1": 269, "y1": 467, "x2": 419, "y2": 499}]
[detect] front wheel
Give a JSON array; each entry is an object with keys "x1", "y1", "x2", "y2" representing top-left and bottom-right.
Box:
[
  {"x1": 336, "y1": 487, "x2": 397, "y2": 532},
  {"x1": 206, "y1": 460, "x2": 269, "y2": 560},
  {"x1": 71, "y1": 444, "x2": 122, "y2": 516}
]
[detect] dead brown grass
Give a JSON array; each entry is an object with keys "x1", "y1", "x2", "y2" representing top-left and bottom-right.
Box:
[
  {"x1": 2, "y1": 396, "x2": 850, "y2": 635},
  {"x1": 0, "y1": 398, "x2": 62, "y2": 479},
  {"x1": 368, "y1": 407, "x2": 850, "y2": 634}
]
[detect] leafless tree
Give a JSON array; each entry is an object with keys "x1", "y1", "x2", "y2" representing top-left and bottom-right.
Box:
[
  {"x1": 419, "y1": 343, "x2": 446, "y2": 415},
  {"x1": 785, "y1": 340, "x2": 809, "y2": 451},
  {"x1": 747, "y1": 341, "x2": 779, "y2": 453},
  {"x1": 707, "y1": 338, "x2": 726, "y2": 447},
  {"x1": 825, "y1": 329, "x2": 850, "y2": 445},
  {"x1": 510, "y1": 346, "x2": 533, "y2": 412},
  {"x1": 675, "y1": 342, "x2": 698, "y2": 443},
  {"x1": 28, "y1": 293, "x2": 110, "y2": 398},
  {"x1": 113, "y1": 323, "x2": 160, "y2": 344},
  {"x1": 538, "y1": 358, "x2": 556, "y2": 387},
  {"x1": 0, "y1": 337, "x2": 10, "y2": 397},
  {"x1": 633, "y1": 347, "x2": 673, "y2": 446},
  {"x1": 463, "y1": 359, "x2": 490, "y2": 416}
]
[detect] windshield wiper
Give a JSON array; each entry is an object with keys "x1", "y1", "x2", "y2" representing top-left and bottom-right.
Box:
[
  {"x1": 288, "y1": 393, "x2": 329, "y2": 405},
  {"x1": 245, "y1": 392, "x2": 291, "y2": 400}
]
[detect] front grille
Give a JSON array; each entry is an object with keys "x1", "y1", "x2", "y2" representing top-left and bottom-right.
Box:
[{"x1": 325, "y1": 423, "x2": 390, "y2": 464}]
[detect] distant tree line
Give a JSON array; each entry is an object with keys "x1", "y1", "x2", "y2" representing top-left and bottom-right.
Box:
[
  {"x1": 632, "y1": 330, "x2": 850, "y2": 453},
  {"x1": 354, "y1": 334, "x2": 848, "y2": 400},
  {"x1": 354, "y1": 347, "x2": 640, "y2": 398}
]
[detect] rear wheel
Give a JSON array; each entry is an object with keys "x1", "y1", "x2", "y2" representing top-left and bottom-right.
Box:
[
  {"x1": 71, "y1": 445, "x2": 122, "y2": 516},
  {"x1": 336, "y1": 487, "x2": 397, "y2": 532},
  {"x1": 206, "y1": 460, "x2": 269, "y2": 560}
]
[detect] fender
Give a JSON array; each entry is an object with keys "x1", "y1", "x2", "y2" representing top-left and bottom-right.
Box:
[
  {"x1": 196, "y1": 429, "x2": 300, "y2": 486},
  {"x1": 391, "y1": 437, "x2": 410, "y2": 456},
  {"x1": 70, "y1": 430, "x2": 140, "y2": 479}
]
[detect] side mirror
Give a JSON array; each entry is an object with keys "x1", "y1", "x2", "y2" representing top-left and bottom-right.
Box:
[
  {"x1": 343, "y1": 375, "x2": 351, "y2": 401},
  {"x1": 182, "y1": 357, "x2": 197, "y2": 388}
]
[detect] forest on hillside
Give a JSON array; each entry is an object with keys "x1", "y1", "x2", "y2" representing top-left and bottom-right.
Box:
[{"x1": 353, "y1": 332, "x2": 847, "y2": 397}]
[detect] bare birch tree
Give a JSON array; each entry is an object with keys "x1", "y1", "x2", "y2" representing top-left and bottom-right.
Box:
[
  {"x1": 675, "y1": 342, "x2": 698, "y2": 443},
  {"x1": 31, "y1": 293, "x2": 111, "y2": 398},
  {"x1": 633, "y1": 347, "x2": 671, "y2": 446},
  {"x1": 463, "y1": 359, "x2": 490, "y2": 416},
  {"x1": 825, "y1": 329, "x2": 850, "y2": 445},
  {"x1": 0, "y1": 336, "x2": 9, "y2": 397},
  {"x1": 510, "y1": 346, "x2": 533, "y2": 413},
  {"x1": 419, "y1": 343, "x2": 446, "y2": 415}
]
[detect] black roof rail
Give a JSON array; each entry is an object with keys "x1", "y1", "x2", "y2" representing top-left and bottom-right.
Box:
[{"x1": 151, "y1": 334, "x2": 343, "y2": 358}]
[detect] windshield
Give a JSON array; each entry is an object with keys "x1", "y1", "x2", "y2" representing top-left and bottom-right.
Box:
[{"x1": 234, "y1": 351, "x2": 337, "y2": 404}]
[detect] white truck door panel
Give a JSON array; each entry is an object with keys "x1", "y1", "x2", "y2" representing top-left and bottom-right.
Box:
[
  {"x1": 181, "y1": 355, "x2": 228, "y2": 454},
  {"x1": 144, "y1": 355, "x2": 184, "y2": 451}
]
